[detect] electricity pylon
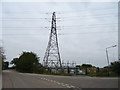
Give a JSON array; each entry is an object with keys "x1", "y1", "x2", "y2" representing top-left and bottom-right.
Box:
[{"x1": 43, "y1": 12, "x2": 62, "y2": 68}]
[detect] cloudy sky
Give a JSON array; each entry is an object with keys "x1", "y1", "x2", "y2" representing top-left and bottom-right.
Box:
[{"x1": 1, "y1": 2, "x2": 118, "y2": 67}]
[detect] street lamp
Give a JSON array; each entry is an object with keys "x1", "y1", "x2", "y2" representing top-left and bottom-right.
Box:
[{"x1": 106, "y1": 45, "x2": 117, "y2": 76}]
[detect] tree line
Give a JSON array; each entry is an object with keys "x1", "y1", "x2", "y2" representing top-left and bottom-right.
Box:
[
  {"x1": 1, "y1": 46, "x2": 120, "y2": 76},
  {"x1": 0, "y1": 47, "x2": 9, "y2": 70},
  {"x1": 10, "y1": 52, "x2": 45, "y2": 73}
]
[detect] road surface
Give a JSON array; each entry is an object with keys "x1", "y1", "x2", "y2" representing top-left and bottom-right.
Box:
[{"x1": 2, "y1": 70, "x2": 118, "y2": 89}]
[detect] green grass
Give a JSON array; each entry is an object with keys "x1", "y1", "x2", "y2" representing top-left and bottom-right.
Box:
[
  {"x1": 77, "y1": 73, "x2": 120, "y2": 77},
  {"x1": 96, "y1": 73, "x2": 119, "y2": 77}
]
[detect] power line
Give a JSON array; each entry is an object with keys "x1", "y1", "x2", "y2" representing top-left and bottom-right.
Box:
[
  {"x1": 58, "y1": 16, "x2": 117, "y2": 22},
  {"x1": 60, "y1": 23, "x2": 117, "y2": 26},
  {"x1": 2, "y1": 11, "x2": 53, "y2": 14},
  {"x1": 1, "y1": 31, "x2": 117, "y2": 37},
  {"x1": 1, "y1": 23, "x2": 117, "y2": 29},
  {"x1": 58, "y1": 7, "x2": 117, "y2": 14},
  {"x1": 3, "y1": 7, "x2": 116, "y2": 15},
  {"x1": 1, "y1": 13, "x2": 117, "y2": 21},
  {"x1": 8, "y1": 8, "x2": 116, "y2": 14},
  {"x1": 1, "y1": 18, "x2": 60, "y2": 20},
  {"x1": 57, "y1": 23, "x2": 118, "y2": 29},
  {"x1": 1, "y1": 27, "x2": 51, "y2": 28},
  {"x1": 57, "y1": 13, "x2": 117, "y2": 19},
  {"x1": 58, "y1": 31, "x2": 117, "y2": 35}
]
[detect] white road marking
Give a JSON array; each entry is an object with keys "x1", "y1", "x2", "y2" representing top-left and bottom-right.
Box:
[
  {"x1": 70, "y1": 85, "x2": 75, "y2": 88},
  {"x1": 17, "y1": 74, "x2": 81, "y2": 89},
  {"x1": 64, "y1": 84, "x2": 68, "y2": 86},
  {"x1": 47, "y1": 79, "x2": 50, "y2": 81},
  {"x1": 53, "y1": 80, "x2": 57, "y2": 83},
  {"x1": 50, "y1": 80, "x2": 53, "y2": 82},
  {"x1": 66, "y1": 86, "x2": 71, "y2": 88},
  {"x1": 39, "y1": 77, "x2": 80, "y2": 89}
]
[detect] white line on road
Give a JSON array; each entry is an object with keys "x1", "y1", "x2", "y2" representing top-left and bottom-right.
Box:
[
  {"x1": 15, "y1": 74, "x2": 82, "y2": 89},
  {"x1": 39, "y1": 77, "x2": 80, "y2": 89}
]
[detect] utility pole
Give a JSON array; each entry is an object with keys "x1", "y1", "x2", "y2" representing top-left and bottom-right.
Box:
[
  {"x1": 43, "y1": 12, "x2": 62, "y2": 70},
  {"x1": 106, "y1": 49, "x2": 110, "y2": 76},
  {"x1": 106, "y1": 45, "x2": 117, "y2": 76}
]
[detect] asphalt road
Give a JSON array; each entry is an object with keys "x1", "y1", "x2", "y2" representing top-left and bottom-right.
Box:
[{"x1": 2, "y1": 70, "x2": 118, "y2": 89}]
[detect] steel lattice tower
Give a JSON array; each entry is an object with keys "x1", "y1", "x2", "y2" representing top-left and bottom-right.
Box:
[{"x1": 43, "y1": 12, "x2": 62, "y2": 68}]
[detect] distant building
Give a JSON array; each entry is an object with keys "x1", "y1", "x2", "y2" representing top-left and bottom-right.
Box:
[
  {"x1": 79, "y1": 67, "x2": 97, "y2": 74},
  {"x1": 77, "y1": 69, "x2": 86, "y2": 74},
  {"x1": 87, "y1": 67, "x2": 97, "y2": 74}
]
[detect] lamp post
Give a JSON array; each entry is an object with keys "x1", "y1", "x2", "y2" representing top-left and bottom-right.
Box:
[{"x1": 106, "y1": 45, "x2": 117, "y2": 76}]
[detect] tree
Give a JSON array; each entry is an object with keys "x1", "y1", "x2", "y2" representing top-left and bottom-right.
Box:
[
  {"x1": 10, "y1": 58, "x2": 19, "y2": 69},
  {"x1": 80, "y1": 64, "x2": 92, "y2": 75},
  {"x1": 10, "y1": 58, "x2": 19, "y2": 66},
  {"x1": 110, "y1": 61, "x2": 120, "y2": 76},
  {"x1": 81, "y1": 64, "x2": 92, "y2": 68},
  {"x1": 0, "y1": 47, "x2": 7, "y2": 70},
  {"x1": 3, "y1": 61, "x2": 9, "y2": 69},
  {"x1": 0, "y1": 47, "x2": 2, "y2": 69},
  {"x1": 0, "y1": 47, "x2": 6, "y2": 61},
  {"x1": 15, "y1": 52, "x2": 40, "y2": 73}
]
